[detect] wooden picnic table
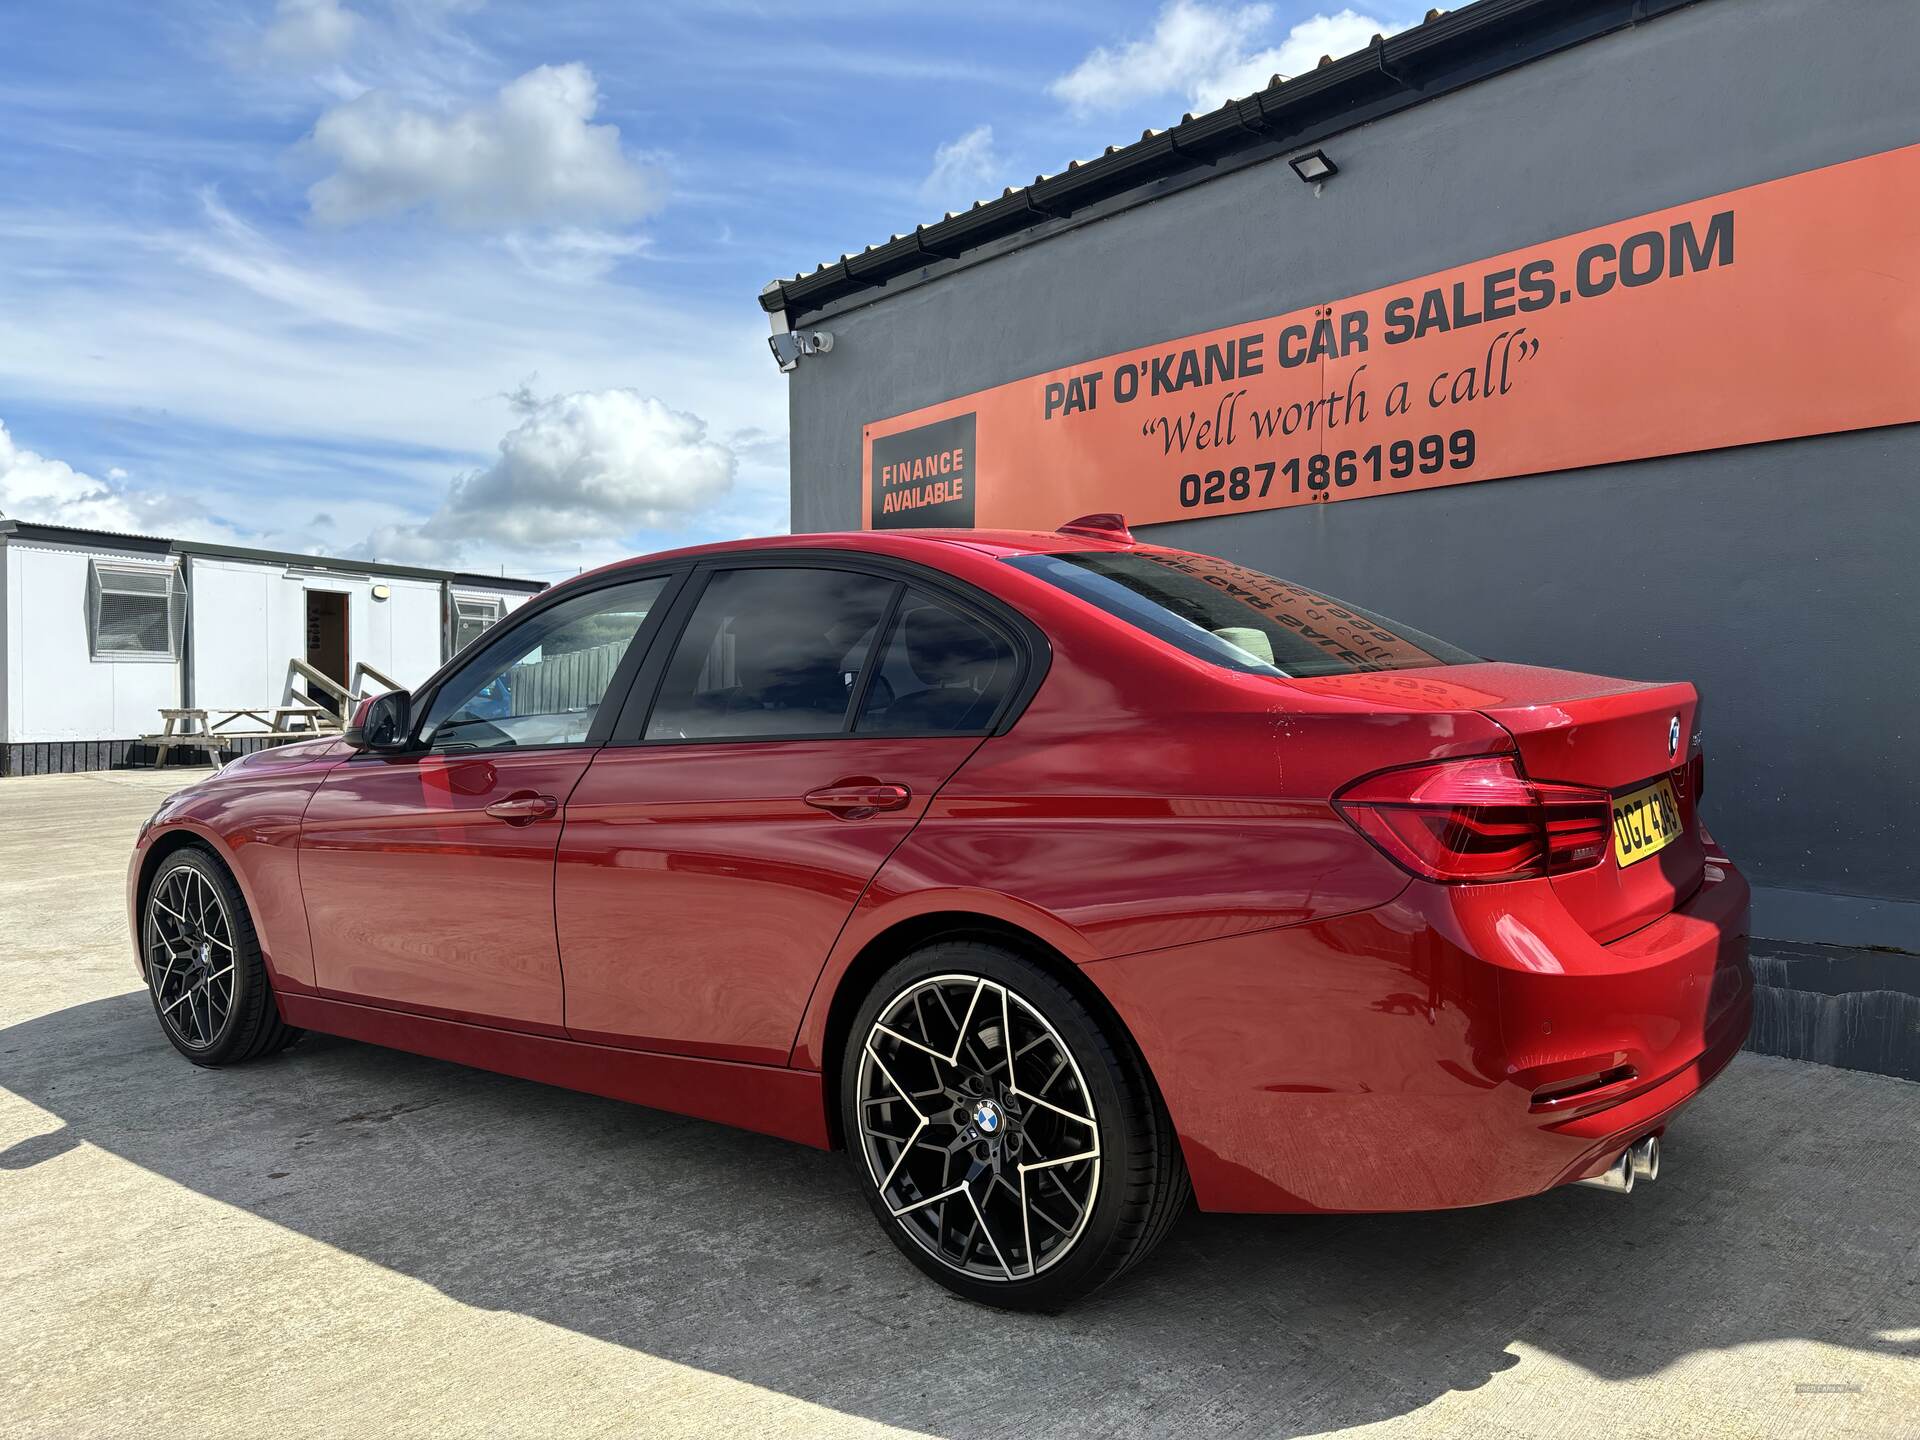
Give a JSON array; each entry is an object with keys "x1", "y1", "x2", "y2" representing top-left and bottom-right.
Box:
[
  {"x1": 206, "y1": 704, "x2": 336, "y2": 733},
  {"x1": 140, "y1": 704, "x2": 341, "y2": 767},
  {"x1": 139, "y1": 710, "x2": 225, "y2": 768}
]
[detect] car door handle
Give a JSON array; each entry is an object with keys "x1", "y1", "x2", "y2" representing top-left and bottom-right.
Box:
[
  {"x1": 804, "y1": 782, "x2": 912, "y2": 818},
  {"x1": 485, "y1": 792, "x2": 559, "y2": 825}
]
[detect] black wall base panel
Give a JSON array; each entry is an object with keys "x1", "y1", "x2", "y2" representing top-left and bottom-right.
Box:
[
  {"x1": 1, "y1": 736, "x2": 303, "y2": 777},
  {"x1": 1747, "y1": 941, "x2": 1920, "y2": 1082}
]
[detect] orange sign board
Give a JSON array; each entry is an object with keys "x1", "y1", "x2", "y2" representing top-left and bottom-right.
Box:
[{"x1": 863, "y1": 144, "x2": 1920, "y2": 531}]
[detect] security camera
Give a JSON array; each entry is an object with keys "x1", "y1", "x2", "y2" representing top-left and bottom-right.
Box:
[{"x1": 767, "y1": 328, "x2": 833, "y2": 374}]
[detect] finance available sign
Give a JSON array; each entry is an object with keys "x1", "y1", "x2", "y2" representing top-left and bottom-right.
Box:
[
  {"x1": 870, "y1": 413, "x2": 975, "y2": 528},
  {"x1": 862, "y1": 143, "x2": 1920, "y2": 531}
]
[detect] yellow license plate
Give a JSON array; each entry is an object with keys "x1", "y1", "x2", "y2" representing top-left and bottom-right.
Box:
[{"x1": 1612, "y1": 777, "x2": 1685, "y2": 868}]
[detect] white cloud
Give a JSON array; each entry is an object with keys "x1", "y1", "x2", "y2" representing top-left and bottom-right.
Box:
[
  {"x1": 359, "y1": 386, "x2": 738, "y2": 563},
  {"x1": 1204, "y1": 9, "x2": 1407, "y2": 109},
  {"x1": 0, "y1": 419, "x2": 140, "y2": 530},
  {"x1": 1051, "y1": 4, "x2": 1403, "y2": 115},
  {"x1": 222, "y1": 0, "x2": 494, "y2": 104},
  {"x1": 0, "y1": 204, "x2": 778, "y2": 483},
  {"x1": 259, "y1": 0, "x2": 363, "y2": 66},
  {"x1": 0, "y1": 194, "x2": 788, "y2": 578},
  {"x1": 0, "y1": 418, "x2": 244, "y2": 541},
  {"x1": 175, "y1": 190, "x2": 403, "y2": 331},
  {"x1": 501, "y1": 226, "x2": 652, "y2": 282},
  {"x1": 306, "y1": 63, "x2": 659, "y2": 229},
  {"x1": 920, "y1": 125, "x2": 1001, "y2": 213}
]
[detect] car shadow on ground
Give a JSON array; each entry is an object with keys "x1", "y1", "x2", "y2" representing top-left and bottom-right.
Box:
[{"x1": 3, "y1": 991, "x2": 1914, "y2": 1437}]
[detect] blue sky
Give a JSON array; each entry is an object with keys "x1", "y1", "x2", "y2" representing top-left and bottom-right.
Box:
[{"x1": 0, "y1": 0, "x2": 1419, "y2": 579}]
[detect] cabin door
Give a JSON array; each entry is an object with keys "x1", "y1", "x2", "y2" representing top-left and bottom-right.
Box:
[{"x1": 304, "y1": 590, "x2": 350, "y2": 716}]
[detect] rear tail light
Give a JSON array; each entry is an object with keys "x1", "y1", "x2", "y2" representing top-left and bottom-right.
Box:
[{"x1": 1334, "y1": 755, "x2": 1611, "y2": 884}]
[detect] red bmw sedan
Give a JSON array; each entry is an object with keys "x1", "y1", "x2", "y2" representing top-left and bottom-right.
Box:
[{"x1": 128, "y1": 518, "x2": 1751, "y2": 1308}]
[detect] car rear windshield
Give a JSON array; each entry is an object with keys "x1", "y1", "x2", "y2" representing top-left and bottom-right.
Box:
[{"x1": 1003, "y1": 550, "x2": 1479, "y2": 678}]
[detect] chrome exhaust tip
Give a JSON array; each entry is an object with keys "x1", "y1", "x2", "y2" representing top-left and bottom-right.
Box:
[
  {"x1": 1574, "y1": 1134, "x2": 1662, "y2": 1194},
  {"x1": 1628, "y1": 1134, "x2": 1660, "y2": 1183},
  {"x1": 1573, "y1": 1149, "x2": 1636, "y2": 1194}
]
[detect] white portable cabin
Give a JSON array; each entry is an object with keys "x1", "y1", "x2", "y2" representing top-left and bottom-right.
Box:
[{"x1": 0, "y1": 521, "x2": 543, "y2": 775}]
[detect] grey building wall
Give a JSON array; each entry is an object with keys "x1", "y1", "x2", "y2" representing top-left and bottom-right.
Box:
[{"x1": 785, "y1": 0, "x2": 1920, "y2": 948}]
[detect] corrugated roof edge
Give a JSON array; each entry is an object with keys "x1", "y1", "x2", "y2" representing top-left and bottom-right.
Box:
[
  {"x1": 760, "y1": 0, "x2": 1700, "y2": 323},
  {"x1": 0, "y1": 520, "x2": 547, "y2": 594}
]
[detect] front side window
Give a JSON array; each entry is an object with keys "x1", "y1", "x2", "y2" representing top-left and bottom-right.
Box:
[
  {"x1": 88, "y1": 560, "x2": 184, "y2": 660},
  {"x1": 420, "y1": 576, "x2": 668, "y2": 751},
  {"x1": 645, "y1": 567, "x2": 897, "y2": 741},
  {"x1": 1003, "y1": 549, "x2": 1478, "y2": 678},
  {"x1": 856, "y1": 589, "x2": 1016, "y2": 735}
]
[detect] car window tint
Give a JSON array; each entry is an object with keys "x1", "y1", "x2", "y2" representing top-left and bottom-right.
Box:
[
  {"x1": 855, "y1": 589, "x2": 1015, "y2": 735},
  {"x1": 421, "y1": 576, "x2": 669, "y2": 751},
  {"x1": 645, "y1": 568, "x2": 898, "y2": 741}
]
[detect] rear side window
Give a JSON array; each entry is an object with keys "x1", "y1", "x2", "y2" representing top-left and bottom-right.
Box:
[
  {"x1": 856, "y1": 589, "x2": 1016, "y2": 735},
  {"x1": 1003, "y1": 549, "x2": 1478, "y2": 677},
  {"x1": 646, "y1": 567, "x2": 897, "y2": 741}
]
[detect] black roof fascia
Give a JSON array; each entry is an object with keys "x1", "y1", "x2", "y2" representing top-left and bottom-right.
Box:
[
  {"x1": 0, "y1": 520, "x2": 173, "y2": 556},
  {"x1": 171, "y1": 539, "x2": 549, "y2": 593},
  {"x1": 0, "y1": 521, "x2": 546, "y2": 593}
]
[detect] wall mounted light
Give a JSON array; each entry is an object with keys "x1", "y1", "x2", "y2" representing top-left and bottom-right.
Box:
[{"x1": 1289, "y1": 149, "x2": 1338, "y2": 183}]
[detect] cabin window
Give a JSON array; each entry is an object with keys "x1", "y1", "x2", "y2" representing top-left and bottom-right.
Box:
[
  {"x1": 452, "y1": 595, "x2": 504, "y2": 656},
  {"x1": 87, "y1": 561, "x2": 183, "y2": 661}
]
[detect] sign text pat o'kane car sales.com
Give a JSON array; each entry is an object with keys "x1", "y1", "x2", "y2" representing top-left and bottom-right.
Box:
[{"x1": 864, "y1": 143, "x2": 1920, "y2": 531}]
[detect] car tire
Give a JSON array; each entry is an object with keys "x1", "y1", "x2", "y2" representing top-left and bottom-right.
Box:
[
  {"x1": 840, "y1": 939, "x2": 1190, "y2": 1310},
  {"x1": 141, "y1": 847, "x2": 302, "y2": 1067}
]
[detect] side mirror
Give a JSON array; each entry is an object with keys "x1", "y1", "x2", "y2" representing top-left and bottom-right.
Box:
[{"x1": 344, "y1": 689, "x2": 412, "y2": 752}]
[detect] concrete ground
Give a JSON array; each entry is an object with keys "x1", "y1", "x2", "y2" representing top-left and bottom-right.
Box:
[{"x1": 2, "y1": 769, "x2": 1916, "y2": 1440}]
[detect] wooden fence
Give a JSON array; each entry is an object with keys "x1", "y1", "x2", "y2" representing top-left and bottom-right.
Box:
[{"x1": 507, "y1": 640, "x2": 625, "y2": 717}]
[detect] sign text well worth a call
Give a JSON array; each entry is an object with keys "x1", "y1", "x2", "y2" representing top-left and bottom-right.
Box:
[{"x1": 863, "y1": 143, "x2": 1920, "y2": 531}]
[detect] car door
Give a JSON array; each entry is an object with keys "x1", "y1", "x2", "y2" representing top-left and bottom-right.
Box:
[
  {"x1": 557, "y1": 560, "x2": 1027, "y2": 1065},
  {"x1": 300, "y1": 572, "x2": 678, "y2": 1031}
]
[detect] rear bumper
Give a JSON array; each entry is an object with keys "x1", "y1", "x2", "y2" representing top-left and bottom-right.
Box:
[{"x1": 1082, "y1": 856, "x2": 1752, "y2": 1213}]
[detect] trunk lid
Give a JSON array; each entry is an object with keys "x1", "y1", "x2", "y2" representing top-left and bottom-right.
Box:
[
  {"x1": 1452, "y1": 663, "x2": 1704, "y2": 943},
  {"x1": 1296, "y1": 662, "x2": 1706, "y2": 943}
]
